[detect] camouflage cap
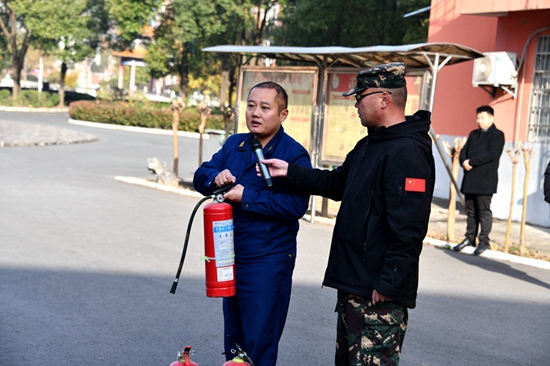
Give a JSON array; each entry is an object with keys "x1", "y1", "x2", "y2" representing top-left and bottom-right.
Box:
[{"x1": 342, "y1": 62, "x2": 406, "y2": 96}]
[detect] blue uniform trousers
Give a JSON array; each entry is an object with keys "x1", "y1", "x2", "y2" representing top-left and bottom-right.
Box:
[{"x1": 223, "y1": 260, "x2": 295, "y2": 366}]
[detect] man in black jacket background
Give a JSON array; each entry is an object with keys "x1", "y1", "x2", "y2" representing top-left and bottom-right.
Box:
[
  {"x1": 260, "y1": 62, "x2": 435, "y2": 366},
  {"x1": 453, "y1": 106, "x2": 505, "y2": 255},
  {"x1": 544, "y1": 161, "x2": 550, "y2": 204}
]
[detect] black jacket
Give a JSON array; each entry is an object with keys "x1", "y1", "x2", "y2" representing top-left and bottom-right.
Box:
[
  {"x1": 459, "y1": 124, "x2": 505, "y2": 195},
  {"x1": 544, "y1": 161, "x2": 550, "y2": 203},
  {"x1": 288, "y1": 111, "x2": 435, "y2": 309}
]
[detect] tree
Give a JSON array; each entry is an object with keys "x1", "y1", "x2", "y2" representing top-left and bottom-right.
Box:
[
  {"x1": 275, "y1": 0, "x2": 431, "y2": 47},
  {"x1": 250, "y1": 0, "x2": 286, "y2": 46},
  {"x1": 0, "y1": 0, "x2": 34, "y2": 99},
  {"x1": 106, "y1": 0, "x2": 160, "y2": 49},
  {"x1": 0, "y1": 0, "x2": 159, "y2": 103},
  {"x1": 15, "y1": 0, "x2": 108, "y2": 106},
  {"x1": 146, "y1": 0, "x2": 231, "y2": 100},
  {"x1": 212, "y1": 0, "x2": 284, "y2": 106}
]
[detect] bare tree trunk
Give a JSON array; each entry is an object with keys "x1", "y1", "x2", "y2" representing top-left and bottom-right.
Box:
[
  {"x1": 58, "y1": 62, "x2": 67, "y2": 107},
  {"x1": 228, "y1": 64, "x2": 237, "y2": 108},
  {"x1": 173, "y1": 110, "x2": 179, "y2": 176},
  {"x1": 219, "y1": 56, "x2": 230, "y2": 107},
  {"x1": 505, "y1": 142, "x2": 521, "y2": 253},
  {"x1": 170, "y1": 98, "x2": 185, "y2": 176},
  {"x1": 447, "y1": 138, "x2": 466, "y2": 242},
  {"x1": 197, "y1": 100, "x2": 211, "y2": 166},
  {"x1": 0, "y1": 6, "x2": 30, "y2": 101},
  {"x1": 11, "y1": 35, "x2": 27, "y2": 101},
  {"x1": 520, "y1": 146, "x2": 533, "y2": 255},
  {"x1": 222, "y1": 106, "x2": 234, "y2": 142},
  {"x1": 178, "y1": 44, "x2": 191, "y2": 100},
  {"x1": 442, "y1": 137, "x2": 466, "y2": 243},
  {"x1": 11, "y1": 54, "x2": 22, "y2": 100}
]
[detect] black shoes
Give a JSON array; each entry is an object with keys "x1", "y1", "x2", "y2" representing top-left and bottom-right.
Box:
[
  {"x1": 473, "y1": 242, "x2": 490, "y2": 256},
  {"x1": 452, "y1": 238, "x2": 474, "y2": 252},
  {"x1": 452, "y1": 239, "x2": 490, "y2": 255}
]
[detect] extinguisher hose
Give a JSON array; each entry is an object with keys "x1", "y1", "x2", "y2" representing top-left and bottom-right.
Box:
[{"x1": 170, "y1": 195, "x2": 212, "y2": 294}]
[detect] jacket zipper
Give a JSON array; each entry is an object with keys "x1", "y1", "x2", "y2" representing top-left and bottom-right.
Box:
[
  {"x1": 398, "y1": 183, "x2": 403, "y2": 210},
  {"x1": 391, "y1": 266, "x2": 398, "y2": 285},
  {"x1": 362, "y1": 188, "x2": 374, "y2": 262}
]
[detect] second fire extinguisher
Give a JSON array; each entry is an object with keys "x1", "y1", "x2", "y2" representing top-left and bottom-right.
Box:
[{"x1": 170, "y1": 346, "x2": 199, "y2": 366}]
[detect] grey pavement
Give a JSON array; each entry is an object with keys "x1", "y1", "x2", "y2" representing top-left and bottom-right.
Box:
[{"x1": 1, "y1": 111, "x2": 550, "y2": 366}]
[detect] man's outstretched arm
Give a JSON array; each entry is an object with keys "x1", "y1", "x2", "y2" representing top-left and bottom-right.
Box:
[{"x1": 260, "y1": 158, "x2": 289, "y2": 178}]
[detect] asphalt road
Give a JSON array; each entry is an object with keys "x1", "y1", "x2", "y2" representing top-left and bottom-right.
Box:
[{"x1": 1, "y1": 112, "x2": 549, "y2": 366}]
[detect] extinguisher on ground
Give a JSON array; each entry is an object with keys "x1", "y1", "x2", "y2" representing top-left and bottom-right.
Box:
[
  {"x1": 223, "y1": 335, "x2": 253, "y2": 366},
  {"x1": 170, "y1": 183, "x2": 237, "y2": 297},
  {"x1": 170, "y1": 346, "x2": 199, "y2": 366}
]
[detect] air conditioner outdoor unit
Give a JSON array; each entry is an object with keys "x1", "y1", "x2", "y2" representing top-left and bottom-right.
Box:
[{"x1": 472, "y1": 52, "x2": 517, "y2": 87}]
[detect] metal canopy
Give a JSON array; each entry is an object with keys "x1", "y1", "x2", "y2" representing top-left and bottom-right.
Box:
[
  {"x1": 203, "y1": 42, "x2": 485, "y2": 210},
  {"x1": 202, "y1": 43, "x2": 483, "y2": 69}
]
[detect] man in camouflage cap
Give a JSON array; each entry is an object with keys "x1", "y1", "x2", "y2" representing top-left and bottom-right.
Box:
[
  {"x1": 260, "y1": 62, "x2": 435, "y2": 365},
  {"x1": 343, "y1": 62, "x2": 407, "y2": 96}
]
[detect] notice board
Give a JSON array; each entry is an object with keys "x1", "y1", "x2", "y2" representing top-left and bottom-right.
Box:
[
  {"x1": 321, "y1": 70, "x2": 429, "y2": 165},
  {"x1": 237, "y1": 67, "x2": 318, "y2": 152}
]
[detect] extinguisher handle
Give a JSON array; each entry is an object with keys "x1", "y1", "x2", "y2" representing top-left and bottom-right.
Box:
[
  {"x1": 212, "y1": 182, "x2": 236, "y2": 196},
  {"x1": 183, "y1": 345, "x2": 192, "y2": 359}
]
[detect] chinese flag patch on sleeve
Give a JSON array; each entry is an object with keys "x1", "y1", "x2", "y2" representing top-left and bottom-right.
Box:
[{"x1": 404, "y1": 178, "x2": 426, "y2": 192}]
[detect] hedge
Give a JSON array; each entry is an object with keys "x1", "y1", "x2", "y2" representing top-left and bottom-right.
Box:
[
  {"x1": 68, "y1": 100, "x2": 225, "y2": 132},
  {"x1": 0, "y1": 89, "x2": 60, "y2": 108}
]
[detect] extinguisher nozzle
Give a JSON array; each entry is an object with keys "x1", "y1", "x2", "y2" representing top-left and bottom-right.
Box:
[{"x1": 170, "y1": 280, "x2": 178, "y2": 294}]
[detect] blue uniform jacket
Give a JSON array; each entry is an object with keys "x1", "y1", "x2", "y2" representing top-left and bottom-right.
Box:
[{"x1": 193, "y1": 127, "x2": 312, "y2": 263}]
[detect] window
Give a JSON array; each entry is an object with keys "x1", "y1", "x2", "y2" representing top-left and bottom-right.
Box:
[{"x1": 528, "y1": 35, "x2": 550, "y2": 142}]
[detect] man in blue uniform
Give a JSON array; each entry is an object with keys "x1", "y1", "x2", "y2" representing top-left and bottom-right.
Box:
[
  {"x1": 193, "y1": 81, "x2": 311, "y2": 366},
  {"x1": 261, "y1": 63, "x2": 435, "y2": 365}
]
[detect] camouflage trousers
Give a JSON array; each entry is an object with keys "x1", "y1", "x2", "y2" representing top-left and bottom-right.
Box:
[{"x1": 335, "y1": 291, "x2": 408, "y2": 366}]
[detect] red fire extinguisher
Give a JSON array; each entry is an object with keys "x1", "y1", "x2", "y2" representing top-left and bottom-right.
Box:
[
  {"x1": 203, "y1": 202, "x2": 236, "y2": 297},
  {"x1": 170, "y1": 185, "x2": 237, "y2": 296},
  {"x1": 170, "y1": 346, "x2": 199, "y2": 366}
]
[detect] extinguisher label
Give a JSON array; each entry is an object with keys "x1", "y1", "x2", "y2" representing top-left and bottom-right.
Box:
[
  {"x1": 212, "y1": 219, "x2": 235, "y2": 268},
  {"x1": 217, "y1": 266, "x2": 234, "y2": 282}
]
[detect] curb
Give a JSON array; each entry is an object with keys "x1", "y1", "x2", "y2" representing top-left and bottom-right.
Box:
[
  {"x1": 114, "y1": 176, "x2": 203, "y2": 198},
  {"x1": 0, "y1": 106, "x2": 69, "y2": 113},
  {"x1": 115, "y1": 175, "x2": 550, "y2": 270},
  {"x1": 422, "y1": 237, "x2": 550, "y2": 270}
]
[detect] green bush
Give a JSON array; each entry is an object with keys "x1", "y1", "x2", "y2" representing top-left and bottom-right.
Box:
[
  {"x1": 69, "y1": 100, "x2": 225, "y2": 132},
  {"x1": 0, "y1": 89, "x2": 59, "y2": 108},
  {"x1": 0, "y1": 89, "x2": 13, "y2": 106}
]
